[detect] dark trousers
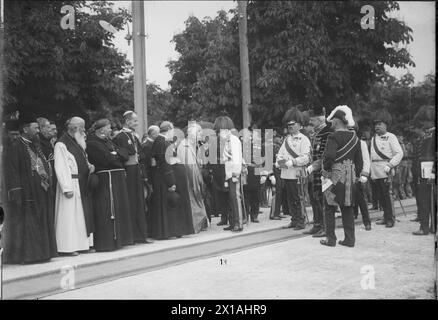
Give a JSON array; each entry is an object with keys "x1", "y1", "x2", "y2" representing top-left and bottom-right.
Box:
[
  {"x1": 417, "y1": 179, "x2": 436, "y2": 233},
  {"x1": 308, "y1": 180, "x2": 324, "y2": 229},
  {"x1": 284, "y1": 179, "x2": 304, "y2": 227},
  {"x1": 371, "y1": 179, "x2": 380, "y2": 208},
  {"x1": 271, "y1": 175, "x2": 289, "y2": 217},
  {"x1": 213, "y1": 187, "x2": 230, "y2": 224},
  {"x1": 244, "y1": 186, "x2": 260, "y2": 221},
  {"x1": 353, "y1": 182, "x2": 371, "y2": 226},
  {"x1": 228, "y1": 178, "x2": 244, "y2": 229},
  {"x1": 325, "y1": 199, "x2": 355, "y2": 245},
  {"x1": 374, "y1": 178, "x2": 395, "y2": 223}
]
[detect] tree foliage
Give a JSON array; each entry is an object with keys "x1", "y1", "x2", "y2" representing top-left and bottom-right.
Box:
[
  {"x1": 3, "y1": 0, "x2": 132, "y2": 127},
  {"x1": 167, "y1": 1, "x2": 415, "y2": 128}
]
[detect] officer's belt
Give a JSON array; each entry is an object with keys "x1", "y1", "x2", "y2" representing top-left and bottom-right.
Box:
[
  {"x1": 71, "y1": 174, "x2": 79, "y2": 179},
  {"x1": 372, "y1": 159, "x2": 389, "y2": 162}
]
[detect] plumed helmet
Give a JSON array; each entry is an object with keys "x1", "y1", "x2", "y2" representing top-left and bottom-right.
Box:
[
  {"x1": 282, "y1": 107, "x2": 305, "y2": 125},
  {"x1": 413, "y1": 105, "x2": 435, "y2": 125},
  {"x1": 372, "y1": 108, "x2": 392, "y2": 126},
  {"x1": 327, "y1": 105, "x2": 355, "y2": 127}
]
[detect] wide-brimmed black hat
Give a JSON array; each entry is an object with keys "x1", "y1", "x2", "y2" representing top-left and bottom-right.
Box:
[{"x1": 167, "y1": 190, "x2": 181, "y2": 208}]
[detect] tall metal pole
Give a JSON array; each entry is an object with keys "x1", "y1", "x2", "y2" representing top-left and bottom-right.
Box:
[
  {"x1": 132, "y1": 1, "x2": 147, "y2": 137},
  {"x1": 238, "y1": 1, "x2": 251, "y2": 129}
]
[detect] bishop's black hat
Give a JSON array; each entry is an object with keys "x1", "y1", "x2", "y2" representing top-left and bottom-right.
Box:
[{"x1": 18, "y1": 112, "x2": 37, "y2": 127}]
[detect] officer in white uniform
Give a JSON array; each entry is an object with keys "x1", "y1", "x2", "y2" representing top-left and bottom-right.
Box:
[
  {"x1": 276, "y1": 108, "x2": 311, "y2": 230},
  {"x1": 370, "y1": 110, "x2": 403, "y2": 228}
]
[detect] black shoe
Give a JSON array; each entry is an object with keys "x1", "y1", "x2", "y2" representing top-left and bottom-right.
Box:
[
  {"x1": 413, "y1": 229, "x2": 429, "y2": 236},
  {"x1": 223, "y1": 226, "x2": 233, "y2": 231},
  {"x1": 376, "y1": 220, "x2": 387, "y2": 225},
  {"x1": 270, "y1": 216, "x2": 281, "y2": 220},
  {"x1": 251, "y1": 218, "x2": 260, "y2": 223},
  {"x1": 312, "y1": 229, "x2": 326, "y2": 238},
  {"x1": 232, "y1": 227, "x2": 243, "y2": 232},
  {"x1": 410, "y1": 217, "x2": 420, "y2": 222},
  {"x1": 303, "y1": 226, "x2": 320, "y2": 235},
  {"x1": 320, "y1": 239, "x2": 336, "y2": 247},
  {"x1": 279, "y1": 215, "x2": 287, "y2": 219},
  {"x1": 385, "y1": 221, "x2": 394, "y2": 228},
  {"x1": 365, "y1": 224, "x2": 371, "y2": 231},
  {"x1": 282, "y1": 222, "x2": 297, "y2": 229},
  {"x1": 338, "y1": 240, "x2": 354, "y2": 247},
  {"x1": 293, "y1": 225, "x2": 305, "y2": 230},
  {"x1": 217, "y1": 221, "x2": 228, "y2": 226}
]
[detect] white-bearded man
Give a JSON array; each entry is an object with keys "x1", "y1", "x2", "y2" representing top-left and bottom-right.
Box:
[{"x1": 54, "y1": 117, "x2": 95, "y2": 255}]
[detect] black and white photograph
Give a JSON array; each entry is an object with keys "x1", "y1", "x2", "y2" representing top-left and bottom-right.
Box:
[{"x1": 0, "y1": 0, "x2": 436, "y2": 305}]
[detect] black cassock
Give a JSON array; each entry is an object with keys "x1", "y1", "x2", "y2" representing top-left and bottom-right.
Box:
[
  {"x1": 86, "y1": 134, "x2": 133, "y2": 251},
  {"x1": 3, "y1": 137, "x2": 57, "y2": 264},
  {"x1": 150, "y1": 135, "x2": 194, "y2": 239},
  {"x1": 141, "y1": 138, "x2": 155, "y2": 234},
  {"x1": 113, "y1": 129, "x2": 148, "y2": 242}
]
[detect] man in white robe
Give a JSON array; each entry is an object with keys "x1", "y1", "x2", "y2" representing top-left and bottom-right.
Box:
[{"x1": 54, "y1": 117, "x2": 94, "y2": 255}]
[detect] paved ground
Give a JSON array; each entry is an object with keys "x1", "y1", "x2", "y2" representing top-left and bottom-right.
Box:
[{"x1": 45, "y1": 212, "x2": 436, "y2": 300}]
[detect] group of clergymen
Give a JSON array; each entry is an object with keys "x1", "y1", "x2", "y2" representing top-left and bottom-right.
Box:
[{"x1": 0, "y1": 103, "x2": 435, "y2": 264}]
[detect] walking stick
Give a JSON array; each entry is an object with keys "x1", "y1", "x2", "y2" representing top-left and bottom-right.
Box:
[{"x1": 387, "y1": 169, "x2": 402, "y2": 222}]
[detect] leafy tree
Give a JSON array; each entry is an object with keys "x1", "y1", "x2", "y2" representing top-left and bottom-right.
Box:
[
  {"x1": 3, "y1": 0, "x2": 132, "y2": 127},
  {"x1": 167, "y1": 1, "x2": 415, "y2": 128}
]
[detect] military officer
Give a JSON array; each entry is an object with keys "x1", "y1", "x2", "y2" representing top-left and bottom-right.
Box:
[
  {"x1": 370, "y1": 109, "x2": 403, "y2": 228},
  {"x1": 304, "y1": 106, "x2": 333, "y2": 237},
  {"x1": 277, "y1": 107, "x2": 311, "y2": 230},
  {"x1": 412, "y1": 105, "x2": 436, "y2": 235}
]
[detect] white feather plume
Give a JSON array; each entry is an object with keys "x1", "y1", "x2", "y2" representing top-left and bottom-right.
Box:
[{"x1": 326, "y1": 105, "x2": 355, "y2": 127}]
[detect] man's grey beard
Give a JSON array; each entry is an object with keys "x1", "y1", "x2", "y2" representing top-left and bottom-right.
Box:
[{"x1": 74, "y1": 131, "x2": 86, "y2": 150}]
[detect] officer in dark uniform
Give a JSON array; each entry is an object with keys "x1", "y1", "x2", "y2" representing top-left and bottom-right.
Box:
[
  {"x1": 269, "y1": 131, "x2": 289, "y2": 219},
  {"x1": 242, "y1": 127, "x2": 264, "y2": 223},
  {"x1": 412, "y1": 105, "x2": 436, "y2": 235},
  {"x1": 304, "y1": 106, "x2": 333, "y2": 237}
]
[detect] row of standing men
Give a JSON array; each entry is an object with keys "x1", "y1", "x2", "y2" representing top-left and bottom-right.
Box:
[{"x1": 1, "y1": 104, "x2": 435, "y2": 263}]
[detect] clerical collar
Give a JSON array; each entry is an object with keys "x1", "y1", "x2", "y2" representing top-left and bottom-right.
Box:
[{"x1": 121, "y1": 127, "x2": 133, "y2": 133}]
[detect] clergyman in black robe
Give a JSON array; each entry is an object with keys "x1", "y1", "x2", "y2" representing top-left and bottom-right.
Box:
[
  {"x1": 86, "y1": 119, "x2": 134, "y2": 251},
  {"x1": 3, "y1": 115, "x2": 57, "y2": 264},
  {"x1": 150, "y1": 121, "x2": 194, "y2": 239},
  {"x1": 112, "y1": 111, "x2": 150, "y2": 243}
]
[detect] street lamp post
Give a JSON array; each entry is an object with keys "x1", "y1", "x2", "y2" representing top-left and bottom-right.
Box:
[{"x1": 132, "y1": 1, "x2": 147, "y2": 137}]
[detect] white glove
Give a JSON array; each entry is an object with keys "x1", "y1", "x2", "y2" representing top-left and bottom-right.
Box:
[
  {"x1": 232, "y1": 177, "x2": 239, "y2": 183},
  {"x1": 285, "y1": 160, "x2": 293, "y2": 168},
  {"x1": 359, "y1": 176, "x2": 368, "y2": 184},
  {"x1": 384, "y1": 165, "x2": 391, "y2": 174},
  {"x1": 269, "y1": 175, "x2": 276, "y2": 185},
  {"x1": 306, "y1": 165, "x2": 314, "y2": 175},
  {"x1": 260, "y1": 176, "x2": 267, "y2": 184},
  {"x1": 224, "y1": 181, "x2": 229, "y2": 188}
]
